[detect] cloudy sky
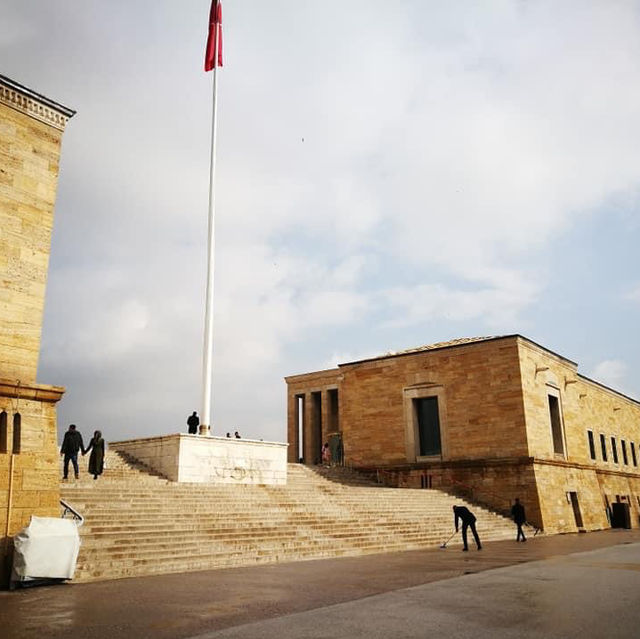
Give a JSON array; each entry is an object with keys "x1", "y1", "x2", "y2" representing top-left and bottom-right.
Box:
[{"x1": 3, "y1": 1, "x2": 640, "y2": 443}]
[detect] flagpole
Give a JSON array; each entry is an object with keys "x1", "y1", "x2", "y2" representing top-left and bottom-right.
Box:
[{"x1": 201, "y1": 19, "x2": 220, "y2": 436}]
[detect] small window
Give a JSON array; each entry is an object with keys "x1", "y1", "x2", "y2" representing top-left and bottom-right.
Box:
[
  {"x1": 12, "y1": 413, "x2": 21, "y2": 454},
  {"x1": 548, "y1": 395, "x2": 565, "y2": 455},
  {"x1": 611, "y1": 437, "x2": 619, "y2": 464},
  {"x1": 600, "y1": 434, "x2": 608, "y2": 461},
  {"x1": 0, "y1": 411, "x2": 7, "y2": 453},
  {"x1": 587, "y1": 430, "x2": 596, "y2": 460},
  {"x1": 631, "y1": 442, "x2": 637, "y2": 467},
  {"x1": 622, "y1": 440, "x2": 628, "y2": 465}
]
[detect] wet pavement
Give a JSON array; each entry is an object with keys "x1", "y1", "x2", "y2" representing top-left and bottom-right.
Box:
[{"x1": 1, "y1": 529, "x2": 639, "y2": 639}]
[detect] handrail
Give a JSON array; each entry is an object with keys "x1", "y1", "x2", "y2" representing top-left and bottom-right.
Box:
[
  {"x1": 60, "y1": 499, "x2": 84, "y2": 527},
  {"x1": 371, "y1": 468, "x2": 541, "y2": 535},
  {"x1": 438, "y1": 477, "x2": 542, "y2": 536}
]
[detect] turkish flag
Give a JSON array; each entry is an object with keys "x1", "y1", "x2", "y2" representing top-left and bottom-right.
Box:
[{"x1": 204, "y1": 0, "x2": 223, "y2": 71}]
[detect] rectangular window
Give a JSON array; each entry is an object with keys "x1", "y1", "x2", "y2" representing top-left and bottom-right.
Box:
[
  {"x1": 622, "y1": 440, "x2": 628, "y2": 465},
  {"x1": 600, "y1": 434, "x2": 608, "y2": 461},
  {"x1": 587, "y1": 430, "x2": 596, "y2": 460},
  {"x1": 548, "y1": 395, "x2": 565, "y2": 455},
  {"x1": 611, "y1": 437, "x2": 619, "y2": 464},
  {"x1": 415, "y1": 397, "x2": 442, "y2": 457},
  {"x1": 631, "y1": 442, "x2": 637, "y2": 467}
]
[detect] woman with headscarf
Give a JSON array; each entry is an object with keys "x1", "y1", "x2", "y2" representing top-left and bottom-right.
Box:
[{"x1": 84, "y1": 430, "x2": 105, "y2": 480}]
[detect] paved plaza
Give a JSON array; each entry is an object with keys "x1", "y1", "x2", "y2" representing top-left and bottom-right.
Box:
[{"x1": 1, "y1": 530, "x2": 639, "y2": 638}]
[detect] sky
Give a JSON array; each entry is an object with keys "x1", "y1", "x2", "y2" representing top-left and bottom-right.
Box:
[{"x1": 2, "y1": 1, "x2": 640, "y2": 444}]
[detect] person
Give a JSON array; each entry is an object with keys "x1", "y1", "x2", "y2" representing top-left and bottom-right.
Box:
[
  {"x1": 453, "y1": 505, "x2": 482, "y2": 551},
  {"x1": 511, "y1": 497, "x2": 527, "y2": 542},
  {"x1": 84, "y1": 430, "x2": 105, "y2": 480},
  {"x1": 234, "y1": 431, "x2": 241, "y2": 439},
  {"x1": 187, "y1": 411, "x2": 199, "y2": 435},
  {"x1": 60, "y1": 424, "x2": 85, "y2": 480},
  {"x1": 226, "y1": 432, "x2": 231, "y2": 438},
  {"x1": 321, "y1": 442, "x2": 330, "y2": 466}
]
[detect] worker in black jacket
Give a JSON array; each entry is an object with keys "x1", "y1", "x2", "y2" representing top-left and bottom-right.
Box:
[
  {"x1": 453, "y1": 505, "x2": 482, "y2": 551},
  {"x1": 511, "y1": 498, "x2": 527, "y2": 542},
  {"x1": 60, "y1": 424, "x2": 85, "y2": 480}
]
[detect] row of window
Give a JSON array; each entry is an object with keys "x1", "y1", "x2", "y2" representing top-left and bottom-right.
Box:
[
  {"x1": 0, "y1": 411, "x2": 22, "y2": 454},
  {"x1": 587, "y1": 430, "x2": 638, "y2": 467}
]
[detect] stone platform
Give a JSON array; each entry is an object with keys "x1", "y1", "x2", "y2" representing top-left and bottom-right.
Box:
[{"x1": 109, "y1": 434, "x2": 288, "y2": 485}]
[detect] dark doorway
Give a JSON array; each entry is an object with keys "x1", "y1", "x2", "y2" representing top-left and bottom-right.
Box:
[
  {"x1": 414, "y1": 397, "x2": 441, "y2": 457},
  {"x1": 569, "y1": 492, "x2": 583, "y2": 528}
]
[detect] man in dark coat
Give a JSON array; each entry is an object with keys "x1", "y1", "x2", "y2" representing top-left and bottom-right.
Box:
[
  {"x1": 453, "y1": 505, "x2": 482, "y2": 551},
  {"x1": 511, "y1": 497, "x2": 527, "y2": 542},
  {"x1": 187, "y1": 411, "x2": 200, "y2": 435},
  {"x1": 60, "y1": 424, "x2": 84, "y2": 480}
]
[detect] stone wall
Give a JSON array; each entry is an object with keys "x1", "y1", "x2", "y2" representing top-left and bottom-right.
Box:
[
  {"x1": 111, "y1": 434, "x2": 289, "y2": 485},
  {"x1": 0, "y1": 76, "x2": 73, "y2": 586},
  {"x1": 337, "y1": 338, "x2": 527, "y2": 467},
  {"x1": 286, "y1": 335, "x2": 640, "y2": 535},
  {"x1": 0, "y1": 101, "x2": 64, "y2": 383}
]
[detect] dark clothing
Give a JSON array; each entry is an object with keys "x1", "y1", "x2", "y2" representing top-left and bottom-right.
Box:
[
  {"x1": 454, "y1": 506, "x2": 481, "y2": 550},
  {"x1": 187, "y1": 413, "x2": 200, "y2": 435},
  {"x1": 85, "y1": 436, "x2": 105, "y2": 478},
  {"x1": 61, "y1": 430, "x2": 84, "y2": 479},
  {"x1": 511, "y1": 502, "x2": 527, "y2": 541},
  {"x1": 453, "y1": 506, "x2": 476, "y2": 526},
  {"x1": 61, "y1": 430, "x2": 84, "y2": 456},
  {"x1": 511, "y1": 503, "x2": 526, "y2": 523},
  {"x1": 63, "y1": 453, "x2": 79, "y2": 479}
]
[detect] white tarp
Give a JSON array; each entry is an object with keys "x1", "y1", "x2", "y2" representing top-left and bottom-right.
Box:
[{"x1": 12, "y1": 516, "x2": 80, "y2": 580}]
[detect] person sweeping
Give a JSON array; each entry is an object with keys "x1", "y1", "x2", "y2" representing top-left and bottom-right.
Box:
[{"x1": 453, "y1": 505, "x2": 482, "y2": 551}]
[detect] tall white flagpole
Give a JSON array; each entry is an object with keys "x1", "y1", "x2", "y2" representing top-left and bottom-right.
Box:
[{"x1": 201, "y1": 3, "x2": 221, "y2": 436}]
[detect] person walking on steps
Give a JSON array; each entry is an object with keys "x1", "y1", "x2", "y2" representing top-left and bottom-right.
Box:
[
  {"x1": 453, "y1": 505, "x2": 482, "y2": 551},
  {"x1": 511, "y1": 497, "x2": 527, "y2": 542},
  {"x1": 84, "y1": 430, "x2": 105, "y2": 480},
  {"x1": 187, "y1": 411, "x2": 200, "y2": 435},
  {"x1": 60, "y1": 424, "x2": 85, "y2": 480}
]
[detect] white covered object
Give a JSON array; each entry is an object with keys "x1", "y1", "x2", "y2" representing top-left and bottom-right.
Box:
[{"x1": 12, "y1": 516, "x2": 80, "y2": 580}]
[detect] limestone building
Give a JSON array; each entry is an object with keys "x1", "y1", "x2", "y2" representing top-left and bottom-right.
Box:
[
  {"x1": 286, "y1": 335, "x2": 640, "y2": 534},
  {"x1": 0, "y1": 74, "x2": 74, "y2": 581}
]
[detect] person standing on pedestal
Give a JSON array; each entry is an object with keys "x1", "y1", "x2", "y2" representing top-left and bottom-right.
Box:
[{"x1": 187, "y1": 411, "x2": 200, "y2": 435}]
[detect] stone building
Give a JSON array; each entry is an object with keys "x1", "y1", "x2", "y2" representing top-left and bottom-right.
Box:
[
  {"x1": 286, "y1": 335, "x2": 640, "y2": 534},
  {"x1": 0, "y1": 73, "x2": 74, "y2": 582}
]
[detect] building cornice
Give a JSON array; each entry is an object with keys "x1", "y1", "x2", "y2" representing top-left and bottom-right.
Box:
[
  {"x1": 0, "y1": 73, "x2": 75, "y2": 131},
  {"x1": 0, "y1": 378, "x2": 65, "y2": 404}
]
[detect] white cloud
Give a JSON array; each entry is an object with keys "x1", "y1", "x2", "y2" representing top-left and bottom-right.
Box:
[
  {"x1": 590, "y1": 360, "x2": 629, "y2": 391},
  {"x1": 4, "y1": 0, "x2": 637, "y2": 442}
]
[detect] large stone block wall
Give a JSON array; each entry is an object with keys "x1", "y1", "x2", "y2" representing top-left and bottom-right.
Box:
[
  {"x1": 0, "y1": 102, "x2": 64, "y2": 384},
  {"x1": 111, "y1": 434, "x2": 289, "y2": 485},
  {"x1": 338, "y1": 339, "x2": 527, "y2": 467}
]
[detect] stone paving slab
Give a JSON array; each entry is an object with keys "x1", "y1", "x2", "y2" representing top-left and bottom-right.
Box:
[
  {"x1": 0, "y1": 529, "x2": 638, "y2": 639},
  {"x1": 197, "y1": 542, "x2": 640, "y2": 639}
]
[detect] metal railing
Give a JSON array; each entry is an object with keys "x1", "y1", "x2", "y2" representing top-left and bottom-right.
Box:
[
  {"x1": 60, "y1": 499, "x2": 84, "y2": 527},
  {"x1": 369, "y1": 467, "x2": 542, "y2": 535}
]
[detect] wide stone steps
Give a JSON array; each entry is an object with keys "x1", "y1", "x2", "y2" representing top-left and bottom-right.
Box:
[{"x1": 61, "y1": 450, "x2": 517, "y2": 582}]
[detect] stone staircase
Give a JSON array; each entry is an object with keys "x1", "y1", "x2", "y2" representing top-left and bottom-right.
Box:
[{"x1": 60, "y1": 450, "x2": 516, "y2": 582}]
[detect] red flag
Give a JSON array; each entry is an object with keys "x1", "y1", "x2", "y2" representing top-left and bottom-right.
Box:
[{"x1": 204, "y1": 0, "x2": 223, "y2": 71}]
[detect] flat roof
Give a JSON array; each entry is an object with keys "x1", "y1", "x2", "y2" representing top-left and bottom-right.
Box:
[
  {"x1": 339, "y1": 334, "x2": 578, "y2": 367},
  {"x1": 0, "y1": 72, "x2": 76, "y2": 118}
]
